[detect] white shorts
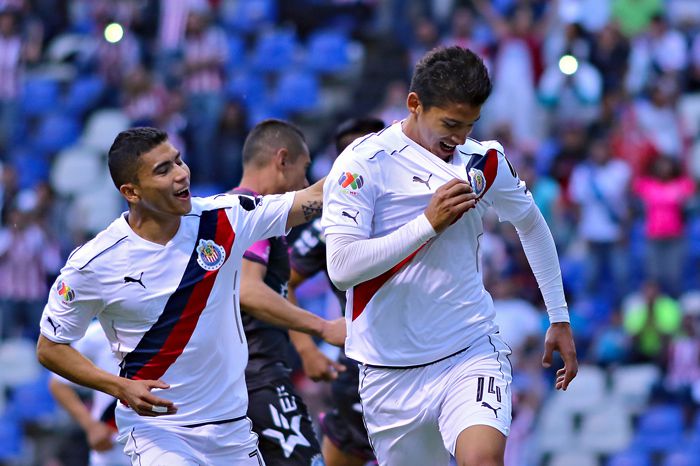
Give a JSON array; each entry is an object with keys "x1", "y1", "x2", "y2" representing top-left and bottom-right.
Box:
[
  {"x1": 120, "y1": 418, "x2": 265, "y2": 466},
  {"x1": 358, "y1": 334, "x2": 512, "y2": 466}
]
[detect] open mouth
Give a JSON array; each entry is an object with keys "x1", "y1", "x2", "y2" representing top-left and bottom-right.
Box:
[
  {"x1": 174, "y1": 188, "x2": 190, "y2": 199},
  {"x1": 439, "y1": 141, "x2": 457, "y2": 153}
]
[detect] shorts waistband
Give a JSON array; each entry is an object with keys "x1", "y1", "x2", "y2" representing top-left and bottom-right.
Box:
[
  {"x1": 182, "y1": 415, "x2": 247, "y2": 429},
  {"x1": 362, "y1": 345, "x2": 471, "y2": 370}
]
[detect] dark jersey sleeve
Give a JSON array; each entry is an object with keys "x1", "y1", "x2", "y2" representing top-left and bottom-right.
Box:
[{"x1": 290, "y1": 219, "x2": 327, "y2": 277}]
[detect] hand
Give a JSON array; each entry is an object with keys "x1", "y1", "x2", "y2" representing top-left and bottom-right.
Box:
[
  {"x1": 116, "y1": 379, "x2": 177, "y2": 417},
  {"x1": 298, "y1": 345, "x2": 347, "y2": 382},
  {"x1": 542, "y1": 322, "x2": 578, "y2": 390},
  {"x1": 424, "y1": 179, "x2": 477, "y2": 233},
  {"x1": 85, "y1": 420, "x2": 114, "y2": 452},
  {"x1": 320, "y1": 318, "x2": 347, "y2": 347}
]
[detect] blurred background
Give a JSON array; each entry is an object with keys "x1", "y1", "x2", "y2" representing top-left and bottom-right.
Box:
[{"x1": 0, "y1": 0, "x2": 699, "y2": 465}]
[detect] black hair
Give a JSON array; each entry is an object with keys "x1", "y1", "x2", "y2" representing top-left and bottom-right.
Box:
[
  {"x1": 409, "y1": 46, "x2": 492, "y2": 110},
  {"x1": 334, "y1": 117, "x2": 385, "y2": 153},
  {"x1": 242, "y1": 119, "x2": 306, "y2": 168},
  {"x1": 107, "y1": 127, "x2": 168, "y2": 188}
]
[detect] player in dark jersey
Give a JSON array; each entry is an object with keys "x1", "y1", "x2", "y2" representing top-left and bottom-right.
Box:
[
  {"x1": 233, "y1": 119, "x2": 344, "y2": 466},
  {"x1": 288, "y1": 118, "x2": 385, "y2": 466}
]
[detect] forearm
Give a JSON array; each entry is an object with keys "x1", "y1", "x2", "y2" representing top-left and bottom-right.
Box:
[
  {"x1": 37, "y1": 336, "x2": 125, "y2": 399},
  {"x1": 240, "y1": 285, "x2": 325, "y2": 337},
  {"x1": 512, "y1": 206, "x2": 569, "y2": 323},
  {"x1": 287, "y1": 178, "x2": 324, "y2": 229},
  {"x1": 48, "y1": 379, "x2": 95, "y2": 431},
  {"x1": 326, "y1": 214, "x2": 436, "y2": 290},
  {"x1": 289, "y1": 330, "x2": 318, "y2": 355}
]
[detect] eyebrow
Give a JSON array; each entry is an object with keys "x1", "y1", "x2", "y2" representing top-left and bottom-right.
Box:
[
  {"x1": 152, "y1": 151, "x2": 181, "y2": 173},
  {"x1": 444, "y1": 116, "x2": 481, "y2": 125}
]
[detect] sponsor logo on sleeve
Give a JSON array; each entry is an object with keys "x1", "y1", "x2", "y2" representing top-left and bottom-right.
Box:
[
  {"x1": 338, "y1": 171, "x2": 364, "y2": 195},
  {"x1": 196, "y1": 239, "x2": 226, "y2": 271},
  {"x1": 56, "y1": 281, "x2": 75, "y2": 303}
]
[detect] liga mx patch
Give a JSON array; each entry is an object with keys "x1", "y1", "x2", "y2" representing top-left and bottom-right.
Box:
[
  {"x1": 56, "y1": 280, "x2": 75, "y2": 303},
  {"x1": 196, "y1": 239, "x2": 226, "y2": 271},
  {"x1": 338, "y1": 171, "x2": 364, "y2": 193}
]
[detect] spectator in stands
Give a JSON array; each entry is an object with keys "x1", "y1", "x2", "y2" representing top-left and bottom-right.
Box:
[
  {"x1": 214, "y1": 99, "x2": 247, "y2": 189},
  {"x1": 633, "y1": 155, "x2": 695, "y2": 296},
  {"x1": 0, "y1": 7, "x2": 25, "y2": 158},
  {"x1": 624, "y1": 281, "x2": 682, "y2": 364},
  {"x1": 611, "y1": 0, "x2": 662, "y2": 38},
  {"x1": 569, "y1": 135, "x2": 631, "y2": 303},
  {"x1": 632, "y1": 78, "x2": 686, "y2": 159},
  {"x1": 121, "y1": 66, "x2": 169, "y2": 127}
]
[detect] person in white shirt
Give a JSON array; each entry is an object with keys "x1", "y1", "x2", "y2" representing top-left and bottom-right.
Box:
[
  {"x1": 49, "y1": 321, "x2": 130, "y2": 466},
  {"x1": 322, "y1": 46, "x2": 578, "y2": 466},
  {"x1": 36, "y1": 127, "x2": 344, "y2": 466}
]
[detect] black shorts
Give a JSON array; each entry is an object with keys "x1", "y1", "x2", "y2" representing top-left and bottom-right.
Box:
[
  {"x1": 247, "y1": 378, "x2": 324, "y2": 466},
  {"x1": 320, "y1": 356, "x2": 374, "y2": 461}
]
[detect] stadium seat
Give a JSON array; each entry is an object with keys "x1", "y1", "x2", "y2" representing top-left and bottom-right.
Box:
[
  {"x1": 226, "y1": 70, "x2": 267, "y2": 105},
  {"x1": 0, "y1": 338, "x2": 41, "y2": 387},
  {"x1": 250, "y1": 29, "x2": 298, "y2": 73},
  {"x1": 550, "y1": 364, "x2": 607, "y2": 413},
  {"x1": 50, "y1": 145, "x2": 103, "y2": 196},
  {"x1": 607, "y1": 451, "x2": 652, "y2": 466},
  {"x1": 534, "y1": 398, "x2": 577, "y2": 453},
  {"x1": 21, "y1": 77, "x2": 60, "y2": 117},
  {"x1": 550, "y1": 452, "x2": 599, "y2": 466},
  {"x1": 662, "y1": 451, "x2": 700, "y2": 466},
  {"x1": 64, "y1": 74, "x2": 105, "y2": 117},
  {"x1": 226, "y1": 34, "x2": 247, "y2": 71},
  {"x1": 305, "y1": 30, "x2": 351, "y2": 74},
  {"x1": 10, "y1": 371, "x2": 56, "y2": 422},
  {"x1": 272, "y1": 71, "x2": 320, "y2": 113},
  {"x1": 0, "y1": 414, "x2": 21, "y2": 461},
  {"x1": 8, "y1": 147, "x2": 50, "y2": 189},
  {"x1": 81, "y1": 109, "x2": 130, "y2": 152},
  {"x1": 224, "y1": 0, "x2": 277, "y2": 33},
  {"x1": 579, "y1": 404, "x2": 633, "y2": 454},
  {"x1": 630, "y1": 404, "x2": 685, "y2": 453},
  {"x1": 246, "y1": 102, "x2": 288, "y2": 129},
  {"x1": 33, "y1": 113, "x2": 81, "y2": 154},
  {"x1": 610, "y1": 364, "x2": 660, "y2": 413}
]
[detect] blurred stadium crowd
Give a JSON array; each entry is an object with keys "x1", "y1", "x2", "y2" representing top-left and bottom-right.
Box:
[{"x1": 0, "y1": 0, "x2": 699, "y2": 465}]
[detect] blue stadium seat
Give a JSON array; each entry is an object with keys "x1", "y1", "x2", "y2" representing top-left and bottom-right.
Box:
[
  {"x1": 33, "y1": 113, "x2": 80, "y2": 154},
  {"x1": 245, "y1": 102, "x2": 288, "y2": 129},
  {"x1": 273, "y1": 71, "x2": 319, "y2": 112},
  {"x1": 9, "y1": 147, "x2": 49, "y2": 189},
  {"x1": 224, "y1": 0, "x2": 277, "y2": 33},
  {"x1": 630, "y1": 404, "x2": 685, "y2": 453},
  {"x1": 662, "y1": 451, "x2": 700, "y2": 466},
  {"x1": 607, "y1": 451, "x2": 652, "y2": 466},
  {"x1": 0, "y1": 414, "x2": 21, "y2": 461},
  {"x1": 250, "y1": 29, "x2": 298, "y2": 73},
  {"x1": 21, "y1": 77, "x2": 60, "y2": 117},
  {"x1": 226, "y1": 34, "x2": 247, "y2": 71},
  {"x1": 305, "y1": 30, "x2": 351, "y2": 74},
  {"x1": 226, "y1": 70, "x2": 267, "y2": 105},
  {"x1": 10, "y1": 371, "x2": 56, "y2": 422},
  {"x1": 64, "y1": 74, "x2": 105, "y2": 117}
]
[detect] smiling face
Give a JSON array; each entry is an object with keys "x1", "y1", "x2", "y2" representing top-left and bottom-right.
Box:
[
  {"x1": 405, "y1": 92, "x2": 481, "y2": 160},
  {"x1": 123, "y1": 141, "x2": 192, "y2": 217}
]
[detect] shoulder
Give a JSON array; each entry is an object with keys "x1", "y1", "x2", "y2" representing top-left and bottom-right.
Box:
[
  {"x1": 339, "y1": 123, "x2": 406, "y2": 165},
  {"x1": 66, "y1": 217, "x2": 129, "y2": 272}
]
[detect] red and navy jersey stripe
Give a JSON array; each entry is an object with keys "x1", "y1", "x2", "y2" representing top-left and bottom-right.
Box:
[
  {"x1": 99, "y1": 399, "x2": 118, "y2": 431},
  {"x1": 120, "y1": 209, "x2": 235, "y2": 381}
]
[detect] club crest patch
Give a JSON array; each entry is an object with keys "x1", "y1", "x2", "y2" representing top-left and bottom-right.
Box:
[
  {"x1": 196, "y1": 239, "x2": 226, "y2": 271},
  {"x1": 468, "y1": 168, "x2": 486, "y2": 197},
  {"x1": 56, "y1": 280, "x2": 75, "y2": 303}
]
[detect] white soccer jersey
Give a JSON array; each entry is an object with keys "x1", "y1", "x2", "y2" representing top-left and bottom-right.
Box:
[
  {"x1": 40, "y1": 193, "x2": 293, "y2": 434},
  {"x1": 51, "y1": 321, "x2": 128, "y2": 465},
  {"x1": 322, "y1": 122, "x2": 534, "y2": 367}
]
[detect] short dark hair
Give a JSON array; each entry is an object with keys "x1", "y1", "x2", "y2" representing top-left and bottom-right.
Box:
[
  {"x1": 108, "y1": 127, "x2": 168, "y2": 188},
  {"x1": 409, "y1": 46, "x2": 492, "y2": 110},
  {"x1": 242, "y1": 119, "x2": 306, "y2": 168},
  {"x1": 334, "y1": 117, "x2": 385, "y2": 153}
]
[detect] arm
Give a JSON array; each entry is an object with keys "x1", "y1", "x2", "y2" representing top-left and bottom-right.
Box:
[
  {"x1": 287, "y1": 268, "x2": 346, "y2": 381},
  {"x1": 240, "y1": 259, "x2": 345, "y2": 346},
  {"x1": 326, "y1": 179, "x2": 474, "y2": 290},
  {"x1": 286, "y1": 177, "x2": 325, "y2": 229},
  {"x1": 48, "y1": 378, "x2": 114, "y2": 452},
  {"x1": 511, "y1": 205, "x2": 578, "y2": 390},
  {"x1": 37, "y1": 336, "x2": 177, "y2": 417}
]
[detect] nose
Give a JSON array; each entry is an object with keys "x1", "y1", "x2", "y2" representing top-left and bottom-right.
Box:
[{"x1": 175, "y1": 161, "x2": 190, "y2": 180}]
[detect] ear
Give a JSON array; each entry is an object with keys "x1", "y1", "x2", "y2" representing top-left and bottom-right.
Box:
[
  {"x1": 406, "y1": 92, "x2": 422, "y2": 116},
  {"x1": 119, "y1": 183, "x2": 140, "y2": 204},
  {"x1": 274, "y1": 147, "x2": 289, "y2": 169}
]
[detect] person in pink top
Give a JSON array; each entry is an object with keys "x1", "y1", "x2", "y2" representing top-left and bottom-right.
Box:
[{"x1": 633, "y1": 156, "x2": 695, "y2": 296}]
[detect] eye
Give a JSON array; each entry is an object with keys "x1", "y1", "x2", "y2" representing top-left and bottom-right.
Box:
[{"x1": 444, "y1": 121, "x2": 457, "y2": 128}]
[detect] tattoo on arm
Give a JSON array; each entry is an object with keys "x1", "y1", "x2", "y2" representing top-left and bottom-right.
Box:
[{"x1": 301, "y1": 200, "x2": 322, "y2": 221}]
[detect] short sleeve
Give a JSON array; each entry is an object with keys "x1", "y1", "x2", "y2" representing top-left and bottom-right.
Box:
[
  {"x1": 483, "y1": 152, "x2": 536, "y2": 224},
  {"x1": 40, "y1": 266, "x2": 104, "y2": 344},
  {"x1": 322, "y1": 153, "x2": 379, "y2": 238},
  {"x1": 243, "y1": 239, "x2": 272, "y2": 265},
  {"x1": 230, "y1": 191, "x2": 295, "y2": 252}
]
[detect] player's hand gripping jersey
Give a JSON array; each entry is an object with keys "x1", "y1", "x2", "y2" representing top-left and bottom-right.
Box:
[
  {"x1": 322, "y1": 122, "x2": 535, "y2": 367},
  {"x1": 40, "y1": 193, "x2": 293, "y2": 432}
]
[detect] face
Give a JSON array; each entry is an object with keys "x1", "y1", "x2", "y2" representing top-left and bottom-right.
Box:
[
  {"x1": 281, "y1": 143, "x2": 311, "y2": 192},
  {"x1": 407, "y1": 93, "x2": 481, "y2": 160},
  {"x1": 124, "y1": 141, "x2": 192, "y2": 217}
]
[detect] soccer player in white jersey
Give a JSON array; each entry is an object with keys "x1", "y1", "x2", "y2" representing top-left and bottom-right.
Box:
[
  {"x1": 322, "y1": 46, "x2": 578, "y2": 466},
  {"x1": 36, "y1": 127, "x2": 345, "y2": 466},
  {"x1": 49, "y1": 321, "x2": 129, "y2": 466}
]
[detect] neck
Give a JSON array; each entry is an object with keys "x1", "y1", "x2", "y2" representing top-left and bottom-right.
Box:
[
  {"x1": 127, "y1": 207, "x2": 181, "y2": 245},
  {"x1": 238, "y1": 168, "x2": 277, "y2": 196}
]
